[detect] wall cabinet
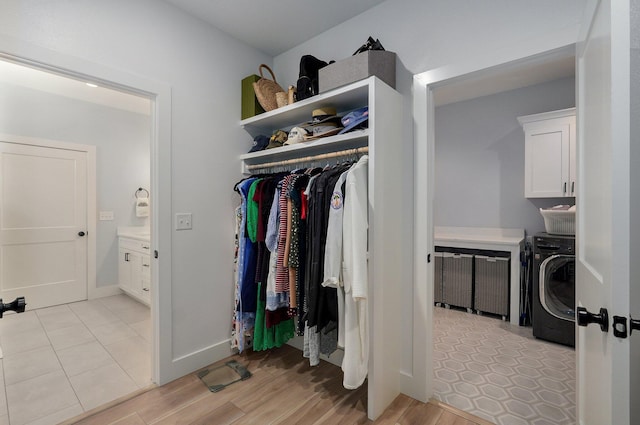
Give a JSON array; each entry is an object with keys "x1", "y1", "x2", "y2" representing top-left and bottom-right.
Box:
[
  {"x1": 518, "y1": 108, "x2": 576, "y2": 198},
  {"x1": 118, "y1": 237, "x2": 151, "y2": 306},
  {"x1": 239, "y1": 76, "x2": 406, "y2": 420}
]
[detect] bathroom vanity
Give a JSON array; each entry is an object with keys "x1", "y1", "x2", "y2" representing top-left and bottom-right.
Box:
[{"x1": 117, "y1": 227, "x2": 151, "y2": 306}]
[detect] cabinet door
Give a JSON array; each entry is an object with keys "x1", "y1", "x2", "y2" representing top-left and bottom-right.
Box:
[
  {"x1": 119, "y1": 248, "x2": 134, "y2": 293},
  {"x1": 568, "y1": 115, "x2": 576, "y2": 196},
  {"x1": 128, "y1": 251, "x2": 143, "y2": 296},
  {"x1": 140, "y1": 254, "x2": 151, "y2": 305},
  {"x1": 524, "y1": 120, "x2": 571, "y2": 198}
]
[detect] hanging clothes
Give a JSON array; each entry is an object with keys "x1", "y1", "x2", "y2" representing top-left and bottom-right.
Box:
[
  {"x1": 231, "y1": 156, "x2": 370, "y2": 389},
  {"x1": 255, "y1": 174, "x2": 295, "y2": 349},
  {"x1": 232, "y1": 177, "x2": 258, "y2": 353},
  {"x1": 322, "y1": 167, "x2": 352, "y2": 349},
  {"x1": 342, "y1": 155, "x2": 369, "y2": 389},
  {"x1": 230, "y1": 204, "x2": 242, "y2": 351}
]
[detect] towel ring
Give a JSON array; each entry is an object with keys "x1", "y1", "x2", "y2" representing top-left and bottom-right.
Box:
[{"x1": 135, "y1": 187, "x2": 149, "y2": 199}]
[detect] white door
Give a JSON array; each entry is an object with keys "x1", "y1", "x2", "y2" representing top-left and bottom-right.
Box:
[
  {"x1": 0, "y1": 141, "x2": 88, "y2": 310},
  {"x1": 575, "y1": 1, "x2": 632, "y2": 424}
]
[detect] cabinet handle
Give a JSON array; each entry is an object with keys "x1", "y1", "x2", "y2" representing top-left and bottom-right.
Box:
[
  {"x1": 125, "y1": 253, "x2": 129, "y2": 262},
  {"x1": 142, "y1": 287, "x2": 150, "y2": 292},
  {"x1": 142, "y1": 245, "x2": 150, "y2": 250},
  {"x1": 142, "y1": 263, "x2": 150, "y2": 268},
  {"x1": 563, "y1": 182, "x2": 567, "y2": 194},
  {"x1": 571, "y1": 181, "x2": 575, "y2": 195}
]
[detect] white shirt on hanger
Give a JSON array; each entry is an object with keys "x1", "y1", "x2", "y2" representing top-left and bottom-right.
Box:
[{"x1": 342, "y1": 155, "x2": 369, "y2": 389}]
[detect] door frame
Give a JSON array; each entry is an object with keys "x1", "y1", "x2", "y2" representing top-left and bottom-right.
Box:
[
  {"x1": 0, "y1": 135, "x2": 98, "y2": 302},
  {"x1": 408, "y1": 44, "x2": 578, "y2": 402},
  {"x1": 0, "y1": 37, "x2": 173, "y2": 385}
]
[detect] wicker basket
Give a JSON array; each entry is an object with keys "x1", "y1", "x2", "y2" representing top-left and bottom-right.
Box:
[
  {"x1": 540, "y1": 208, "x2": 575, "y2": 235},
  {"x1": 252, "y1": 64, "x2": 285, "y2": 112}
]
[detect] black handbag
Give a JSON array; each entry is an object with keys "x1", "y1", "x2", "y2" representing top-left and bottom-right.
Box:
[
  {"x1": 296, "y1": 55, "x2": 332, "y2": 101},
  {"x1": 352, "y1": 37, "x2": 385, "y2": 55}
]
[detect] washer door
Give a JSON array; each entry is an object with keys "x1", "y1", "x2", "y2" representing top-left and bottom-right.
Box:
[{"x1": 539, "y1": 254, "x2": 575, "y2": 321}]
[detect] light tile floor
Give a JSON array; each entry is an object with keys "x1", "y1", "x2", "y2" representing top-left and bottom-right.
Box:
[
  {"x1": 0, "y1": 294, "x2": 151, "y2": 425},
  {"x1": 433, "y1": 306, "x2": 576, "y2": 425}
]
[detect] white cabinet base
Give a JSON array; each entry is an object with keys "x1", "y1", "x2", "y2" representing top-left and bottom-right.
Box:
[
  {"x1": 434, "y1": 226, "x2": 524, "y2": 326},
  {"x1": 118, "y1": 236, "x2": 151, "y2": 306}
]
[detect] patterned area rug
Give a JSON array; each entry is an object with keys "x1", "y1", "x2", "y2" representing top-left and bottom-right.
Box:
[{"x1": 433, "y1": 306, "x2": 575, "y2": 425}]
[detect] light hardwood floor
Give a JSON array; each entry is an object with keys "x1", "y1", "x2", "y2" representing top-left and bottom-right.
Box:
[{"x1": 63, "y1": 344, "x2": 493, "y2": 425}]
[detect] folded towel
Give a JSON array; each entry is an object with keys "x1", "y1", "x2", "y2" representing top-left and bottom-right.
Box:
[
  {"x1": 136, "y1": 197, "x2": 150, "y2": 217},
  {"x1": 547, "y1": 205, "x2": 571, "y2": 210}
]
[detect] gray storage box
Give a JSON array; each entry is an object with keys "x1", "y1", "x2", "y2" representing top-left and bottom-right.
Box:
[
  {"x1": 442, "y1": 253, "x2": 473, "y2": 310},
  {"x1": 434, "y1": 252, "x2": 444, "y2": 304},
  {"x1": 319, "y1": 50, "x2": 396, "y2": 93},
  {"x1": 474, "y1": 255, "x2": 510, "y2": 318}
]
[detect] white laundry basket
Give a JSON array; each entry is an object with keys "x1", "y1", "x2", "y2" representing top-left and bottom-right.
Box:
[{"x1": 540, "y1": 208, "x2": 575, "y2": 235}]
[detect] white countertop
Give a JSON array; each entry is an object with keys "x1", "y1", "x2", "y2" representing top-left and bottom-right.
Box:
[
  {"x1": 434, "y1": 226, "x2": 524, "y2": 246},
  {"x1": 117, "y1": 226, "x2": 150, "y2": 242}
]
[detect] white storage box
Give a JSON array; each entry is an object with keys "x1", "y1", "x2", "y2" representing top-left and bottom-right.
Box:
[{"x1": 540, "y1": 208, "x2": 575, "y2": 235}]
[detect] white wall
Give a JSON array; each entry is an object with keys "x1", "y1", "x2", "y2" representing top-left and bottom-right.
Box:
[
  {"x1": 434, "y1": 77, "x2": 576, "y2": 236},
  {"x1": 273, "y1": 0, "x2": 586, "y2": 395},
  {"x1": 274, "y1": 0, "x2": 585, "y2": 85},
  {"x1": 0, "y1": 0, "x2": 270, "y2": 381},
  {"x1": 0, "y1": 81, "x2": 150, "y2": 289}
]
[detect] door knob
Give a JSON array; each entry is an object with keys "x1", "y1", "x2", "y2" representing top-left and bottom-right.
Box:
[
  {"x1": 630, "y1": 316, "x2": 640, "y2": 334},
  {"x1": 577, "y1": 306, "x2": 609, "y2": 332},
  {"x1": 78, "y1": 231, "x2": 86, "y2": 237}
]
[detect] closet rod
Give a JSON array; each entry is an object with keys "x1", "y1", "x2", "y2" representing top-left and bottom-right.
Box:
[{"x1": 246, "y1": 146, "x2": 368, "y2": 171}]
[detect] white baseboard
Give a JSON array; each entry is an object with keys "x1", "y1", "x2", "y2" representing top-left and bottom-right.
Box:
[
  {"x1": 88, "y1": 284, "x2": 123, "y2": 300},
  {"x1": 162, "y1": 339, "x2": 234, "y2": 384}
]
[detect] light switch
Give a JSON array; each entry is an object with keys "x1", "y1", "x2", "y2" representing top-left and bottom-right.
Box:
[
  {"x1": 175, "y1": 213, "x2": 192, "y2": 230},
  {"x1": 99, "y1": 211, "x2": 114, "y2": 221}
]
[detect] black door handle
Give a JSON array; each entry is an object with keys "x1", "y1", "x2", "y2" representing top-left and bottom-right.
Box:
[
  {"x1": 630, "y1": 316, "x2": 640, "y2": 334},
  {"x1": 577, "y1": 306, "x2": 609, "y2": 332},
  {"x1": 78, "y1": 231, "x2": 86, "y2": 237}
]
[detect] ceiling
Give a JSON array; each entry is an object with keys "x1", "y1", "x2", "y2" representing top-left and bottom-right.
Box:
[
  {"x1": 0, "y1": 59, "x2": 151, "y2": 115},
  {"x1": 0, "y1": 3, "x2": 575, "y2": 113},
  {"x1": 163, "y1": 0, "x2": 387, "y2": 56}
]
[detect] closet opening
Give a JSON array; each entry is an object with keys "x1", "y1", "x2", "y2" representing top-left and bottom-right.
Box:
[{"x1": 413, "y1": 45, "x2": 578, "y2": 425}]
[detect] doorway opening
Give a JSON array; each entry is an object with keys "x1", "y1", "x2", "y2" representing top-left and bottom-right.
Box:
[
  {"x1": 413, "y1": 45, "x2": 578, "y2": 425},
  {"x1": 0, "y1": 57, "x2": 158, "y2": 423}
]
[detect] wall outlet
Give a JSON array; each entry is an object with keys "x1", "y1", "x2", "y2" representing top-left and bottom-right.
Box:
[
  {"x1": 175, "y1": 213, "x2": 192, "y2": 230},
  {"x1": 99, "y1": 211, "x2": 114, "y2": 221}
]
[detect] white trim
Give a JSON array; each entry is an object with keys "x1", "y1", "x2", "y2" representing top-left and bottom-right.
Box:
[
  {"x1": 412, "y1": 44, "x2": 577, "y2": 403},
  {"x1": 609, "y1": 1, "x2": 631, "y2": 423},
  {"x1": 0, "y1": 35, "x2": 173, "y2": 385}
]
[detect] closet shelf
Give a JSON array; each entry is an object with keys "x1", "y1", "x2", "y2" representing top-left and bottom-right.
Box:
[
  {"x1": 240, "y1": 77, "x2": 371, "y2": 136},
  {"x1": 240, "y1": 130, "x2": 368, "y2": 172}
]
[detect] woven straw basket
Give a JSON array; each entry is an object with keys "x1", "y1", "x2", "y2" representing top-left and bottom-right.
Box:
[{"x1": 253, "y1": 64, "x2": 285, "y2": 111}]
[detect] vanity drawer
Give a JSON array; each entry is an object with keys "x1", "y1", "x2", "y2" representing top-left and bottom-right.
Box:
[{"x1": 119, "y1": 237, "x2": 151, "y2": 254}]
